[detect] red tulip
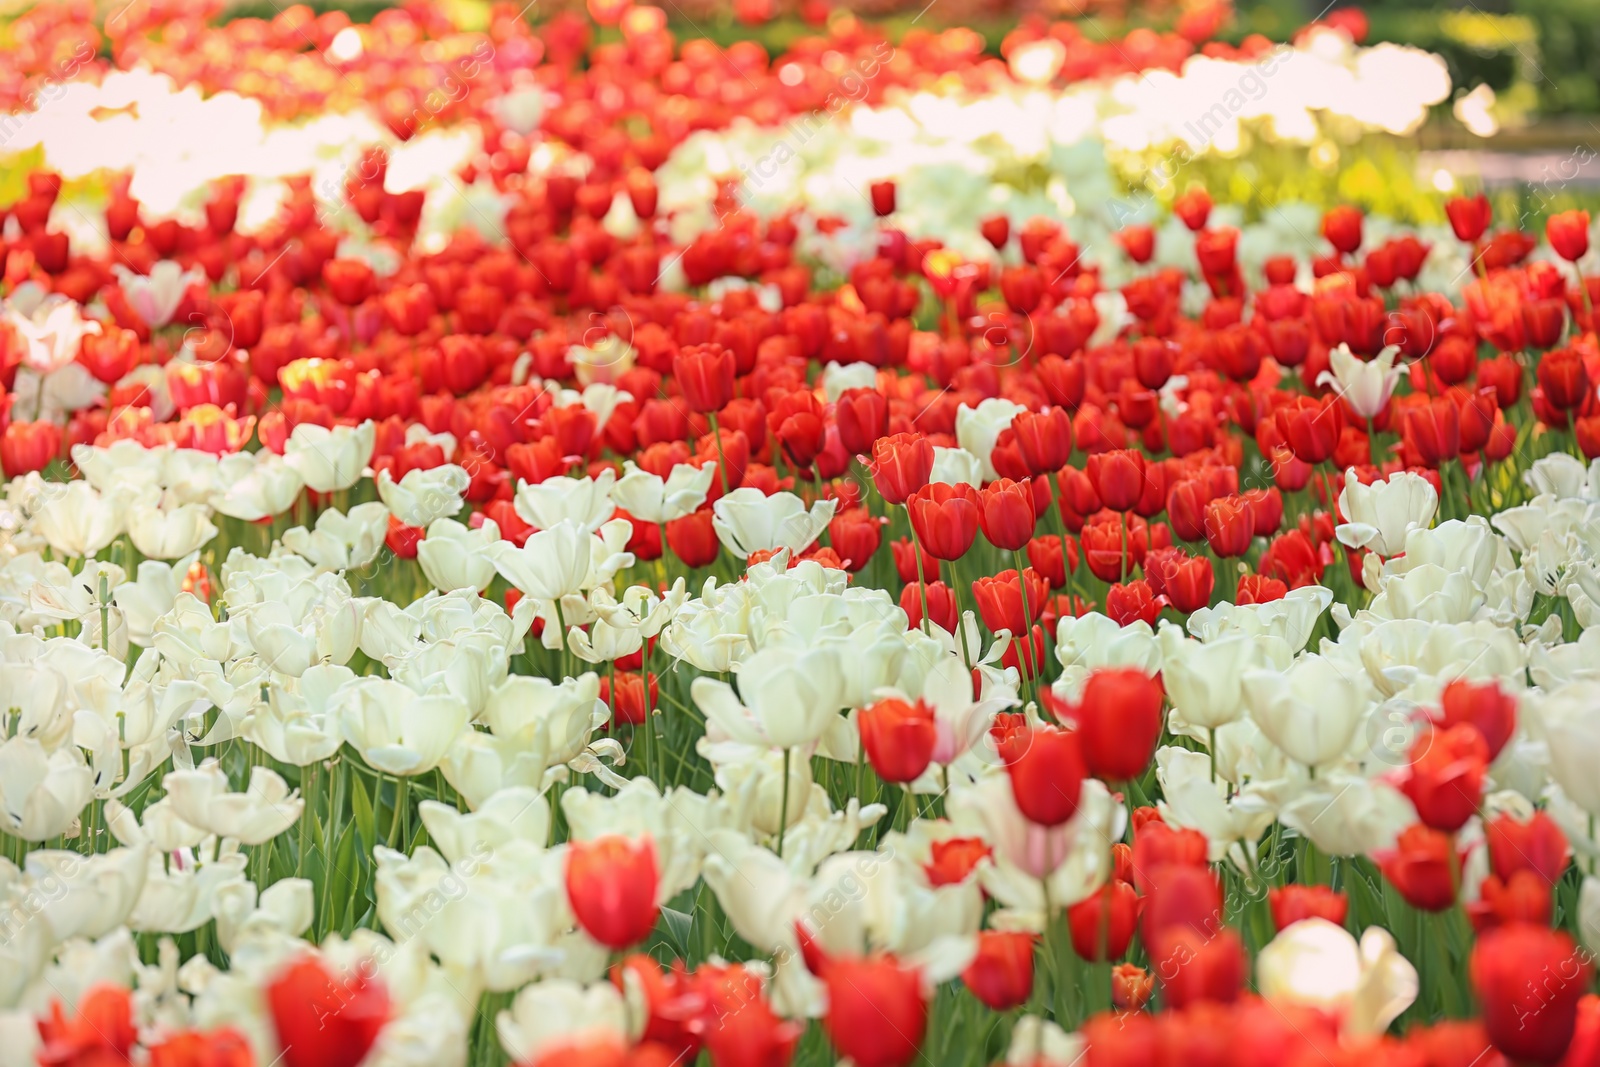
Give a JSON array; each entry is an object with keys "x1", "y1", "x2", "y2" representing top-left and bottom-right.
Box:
[
  {"x1": 1406, "y1": 396, "x2": 1462, "y2": 467},
  {"x1": 858, "y1": 697, "x2": 937, "y2": 783},
  {"x1": 869, "y1": 181, "x2": 896, "y2": 217},
  {"x1": 1026, "y1": 534, "x2": 1075, "y2": 589},
  {"x1": 1268, "y1": 885, "x2": 1348, "y2": 931},
  {"x1": 978, "y1": 477, "x2": 1037, "y2": 551},
  {"x1": 1473, "y1": 925, "x2": 1591, "y2": 1064},
  {"x1": 1486, "y1": 810, "x2": 1569, "y2": 886},
  {"x1": 666, "y1": 509, "x2": 720, "y2": 568},
  {"x1": 566, "y1": 835, "x2": 661, "y2": 950},
  {"x1": 148, "y1": 1029, "x2": 254, "y2": 1067},
  {"x1": 870, "y1": 433, "x2": 935, "y2": 505},
  {"x1": 1202, "y1": 494, "x2": 1254, "y2": 558},
  {"x1": 1155, "y1": 927, "x2": 1246, "y2": 1008},
  {"x1": 1105, "y1": 579, "x2": 1165, "y2": 628},
  {"x1": 1067, "y1": 668, "x2": 1164, "y2": 781},
  {"x1": 971, "y1": 568, "x2": 1049, "y2": 637},
  {"x1": 1174, "y1": 187, "x2": 1213, "y2": 231},
  {"x1": 266, "y1": 956, "x2": 390, "y2": 1067},
  {"x1": 673, "y1": 343, "x2": 736, "y2": 414},
  {"x1": 1322, "y1": 205, "x2": 1364, "y2": 254},
  {"x1": 1379, "y1": 824, "x2": 1461, "y2": 912},
  {"x1": 1117, "y1": 224, "x2": 1156, "y2": 263},
  {"x1": 0, "y1": 419, "x2": 61, "y2": 477},
  {"x1": 980, "y1": 215, "x2": 1011, "y2": 250},
  {"x1": 1067, "y1": 880, "x2": 1141, "y2": 961},
  {"x1": 906, "y1": 482, "x2": 981, "y2": 561},
  {"x1": 1086, "y1": 449, "x2": 1146, "y2": 512},
  {"x1": 820, "y1": 954, "x2": 926, "y2": 1067},
  {"x1": 1446, "y1": 194, "x2": 1492, "y2": 242},
  {"x1": 699, "y1": 964, "x2": 802, "y2": 1067},
  {"x1": 1434, "y1": 678, "x2": 1517, "y2": 761},
  {"x1": 1000, "y1": 725, "x2": 1086, "y2": 827},
  {"x1": 1012, "y1": 407, "x2": 1073, "y2": 475},
  {"x1": 1111, "y1": 964, "x2": 1155, "y2": 1011},
  {"x1": 1539, "y1": 346, "x2": 1592, "y2": 411},
  {"x1": 1547, "y1": 210, "x2": 1591, "y2": 262},
  {"x1": 35, "y1": 986, "x2": 138, "y2": 1067},
  {"x1": 322, "y1": 257, "x2": 375, "y2": 305},
  {"x1": 834, "y1": 387, "x2": 888, "y2": 454},
  {"x1": 962, "y1": 931, "x2": 1035, "y2": 1011}
]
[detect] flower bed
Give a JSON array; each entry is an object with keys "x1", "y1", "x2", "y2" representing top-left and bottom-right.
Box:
[{"x1": 4, "y1": 5, "x2": 1600, "y2": 1067}]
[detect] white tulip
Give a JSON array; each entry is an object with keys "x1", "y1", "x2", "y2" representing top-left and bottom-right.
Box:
[
  {"x1": 250, "y1": 664, "x2": 351, "y2": 766},
  {"x1": 820, "y1": 360, "x2": 878, "y2": 401},
  {"x1": 281, "y1": 502, "x2": 390, "y2": 572},
  {"x1": 282, "y1": 420, "x2": 376, "y2": 493},
  {"x1": 1259, "y1": 774, "x2": 1416, "y2": 857},
  {"x1": 1244, "y1": 654, "x2": 1366, "y2": 769},
  {"x1": 1155, "y1": 746, "x2": 1274, "y2": 861},
  {"x1": 513, "y1": 468, "x2": 617, "y2": 533},
  {"x1": 111, "y1": 261, "x2": 204, "y2": 328},
  {"x1": 496, "y1": 980, "x2": 627, "y2": 1066},
  {"x1": 210, "y1": 450, "x2": 305, "y2": 522},
  {"x1": 1257, "y1": 919, "x2": 1417, "y2": 1035},
  {"x1": 1539, "y1": 681, "x2": 1600, "y2": 814},
  {"x1": 163, "y1": 761, "x2": 305, "y2": 845},
  {"x1": 1158, "y1": 624, "x2": 1256, "y2": 733},
  {"x1": 693, "y1": 645, "x2": 845, "y2": 750},
  {"x1": 417, "y1": 517, "x2": 501, "y2": 593},
  {"x1": 1188, "y1": 585, "x2": 1333, "y2": 658},
  {"x1": 1316, "y1": 343, "x2": 1402, "y2": 420},
  {"x1": 611, "y1": 461, "x2": 714, "y2": 524},
  {"x1": 127, "y1": 500, "x2": 218, "y2": 560},
  {"x1": 712, "y1": 487, "x2": 836, "y2": 559},
  {"x1": 485, "y1": 520, "x2": 593, "y2": 601},
  {"x1": 30, "y1": 482, "x2": 121, "y2": 558},
  {"x1": 1525, "y1": 453, "x2": 1591, "y2": 499},
  {"x1": 955, "y1": 397, "x2": 1027, "y2": 482},
  {"x1": 1336, "y1": 469, "x2": 1437, "y2": 558},
  {"x1": 1053, "y1": 612, "x2": 1160, "y2": 698},
  {"x1": 377, "y1": 464, "x2": 470, "y2": 529},
  {"x1": 0, "y1": 737, "x2": 93, "y2": 840},
  {"x1": 1368, "y1": 563, "x2": 1485, "y2": 624},
  {"x1": 929, "y1": 445, "x2": 983, "y2": 488},
  {"x1": 3, "y1": 289, "x2": 100, "y2": 374},
  {"x1": 482, "y1": 673, "x2": 607, "y2": 766},
  {"x1": 337, "y1": 677, "x2": 473, "y2": 776}
]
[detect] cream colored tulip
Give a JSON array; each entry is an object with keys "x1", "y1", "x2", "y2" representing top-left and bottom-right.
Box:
[
  {"x1": 1336, "y1": 468, "x2": 1437, "y2": 558},
  {"x1": 1243, "y1": 654, "x2": 1366, "y2": 769},
  {"x1": 1257, "y1": 919, "x2": 1417, "y2": 1035}
]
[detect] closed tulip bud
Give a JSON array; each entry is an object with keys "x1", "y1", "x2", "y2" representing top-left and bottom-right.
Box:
[
  {"x1": 1538, "y1": 346, "x2": 1591, "y2": 410},
  {"x1": 1523, "y1": 298, "x2": 1567, "y2": 349},
  {"x1": 1067, "y1": 668, "x2": 1165, "y2": 781},
  {"x1": 834, "y1": 387, "x2": 888, "y2": 454},
  {"x1": 1117, "y1": 224, "x2": 1156, "y2": 263},
  {"x1": 962, "y1": 931, "x2": 1035, "y2": 1011},
  {"x1": 1486, "y1": 810, "x2": 1569, "y2": 885},
  {"x1": 666, "y1": 509, "x2": 720, "y2": 568},
  {"x1": 1111, "y1": 964, "x2": 1155, "y2": 1011},
  {"x1": 978, "y1": 477, "x2": 1037, "y2": 551},
  {"x1": 869, "y1": 180, "x2": 897, "y2": 217},
  {"x1": 1133, "y1": 822, "x2": 1211, "y2": 894},
  {"x1": 1321, "y1": 205, "x2": 1364, "y2": 255},
  {"x1": 1268, "y1": 885, "x2": 1348, "y2": 931},
  {"x1": 827, "y1": 508, "x2": 882, "y2": 572},
  {"x1": 1446, "y1": 194, "x2": 1492, "y2": 243},
  {"x1": 1379, "y1": 824, "x2": 1460, "y2": 912},
  {"x1": 1086, "y1": 449, "x2": 1146, "y2": 512},
  {"x1": 1001, "y1": 623, "x2": 1047, "y2": 679},
  {"x1": 1163, "y1": 553, "x2": 1214, "y2": 612},
  {"x1": 148, "y1": 1029, "x2": 254, "y2": 1067},
  {"x1": 1080, "y1": 511, "x2": 1149, "y2": 583},
  {"x1": 980, "y1": 214, "x2": 1011, "y2": 250},
  {"x1": 267, "y1": 956, "x2": 390, "y2": 1067},
  {"x1": 1472, "y1": 869, "x2": 1553, "y2": 931},
  {"x1": 1154, "y1": 927, "x2": 1246, "y2": 1008},
  {"x1": 972, "y1": 568, "x2": 1048, "y2": 636},
  {"x1": 1472, "y1": 925, "x2": 1591, "y2": 1065},
  {"x1": 1012, "y1": 407, "x2": 1073, "y2": 475},
  {"x1": 1000, "y1": 724, "x2": 1086, "y2": 827},
  {"x1": 1175, "y1": 187, "x2": 1213, "y2": 231},
  {"x1": 601, "y1": 672, "x2": 658, "y2": 726},
  {"x1": 1547, "y1": 210, "x2": 1592, "y2": 262},
  {"x1": 1244, "y1": 487, "x2": 1284, "y2": 536},
  {"x1": 821, "y1": 955, "x2": 926, "y2": 1067},
  {"x1": 1274, "y1": 395, "x2": 1343, "y2": 465},
  {"x1": 322, "y1": 257, "x2": 375, "y2": 305},
  {"x1": 1203, "y1": 494, "x2": 1254, "y2": 558},
  {"x1": 673, "y1": 343, "x2": 737, "y2": 414},
  {"x1": 900, "y1": 580, "x2": 958, "y2": 634},
  {"x1": 1405, "y1": 397, "x2": 1461, "y2": 466},
  {"x1": 566, "y1": 835, "x2": 660, "y2": 950},
  {"x1": 870, "y1": 432, "x2": 935, "y2": 505},
  {"x1": 1106, "y1": 579, "x2": 1165, "y2": 628},
  {"x1": 1026, "y1": 534, "x2": 1075, "y2": 589},
  {"x1": 1000, "y1": 265, "x2": 1044, "y2": 314},
  {"x1": 858, "y1": 697, "x2": 938, "y2": 783},
  {"x1": 907, "y1": 482, "x2": 981, "y2": 561},
  {"x1": 1068, "y1": 880, "x2": 1141, "y2": 961},
  {"x1": 0, "y1": 419, "x2": 61, "y2": 477},
  {"x1": 1037, "y1": 354, "x2": 1087, "y2": 408},
  {"x1": 1434, "y1": 678, "x2": 1517, "y2": 761}
]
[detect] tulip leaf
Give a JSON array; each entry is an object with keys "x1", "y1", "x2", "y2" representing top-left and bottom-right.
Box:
[{"x1": 351, "y1": 772, "x2": 376, "y2": 852}]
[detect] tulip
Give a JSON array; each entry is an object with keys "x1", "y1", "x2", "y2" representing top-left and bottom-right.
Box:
[
  {"x1": 1175, "y1": 186, "x2": 1213, "y2": 231},
  {"x1": 700, "y1": 965, "x2": 801, "y2": 1067},
  {"x1": 817, "y1": 953, "x2": 926, "y2": 1067},
  {"x1": 148, "y1": 1029, "x2": 254, "y2": 1067},
  {"x1": 1064, "y1": 668, "x2": 1164, "y2": 782},
  {"x1": 1242, "y1": 654, "x2": 1363, "y2": 770},
  {"x1": 1000, "y1": 724, "x2": 1086, "y2": 827},
  {"x1": 1274, "y1": 395, "x2": 1343, "y2": 465},
  {"x1": 835, "y1": 387, "x2": 888, "y2": 454},
  {"x1": 1086, "y1": 449, "x2": 1146, "y2": 512},
  {"x1": 1067, "y1": 880, "x2": 1140, "y2": 961},
  {"x1": 870, "y1": 433, "x2": 936, "y2": 505},
  {"x1": 961, "y1": 931, "x2": 1035, "y2": 1011},
  {"x1": 858, "y1": 697, "x2": 937, "y2": 784},
  {"x1": 1322, "y1": 205, "x2": 1364, "y2": 254},
  {"x1": 282, "y1": 420, "x2": 376, "y2": 493},
  {"x1": 1117, "y1": 224, "x2": 1156, "y2": 263},
  {"x1": 978, "y1": 478, "x2": 1037, "y2": 551},
  {"x1": 1318, "y1": 343, "x2": 1402, "y2": 421},
  {"x1": 1405, "y1": 397, "x2": 1462, "y2": 467},
  {"x1": 1472, "y1": 925, "x2": 1591, "y2": 1064},
  {"x1": 35, "y1": 986, "x2": 139, "y2": 1067},
  {"x1": 666, "y1": 509, "x2": 720, "y2": 568},
  {"x1": 322, "y1": 257, "x2": 375, "y2": 305},
  {"x1": 567, "y1": 835, "x2": 661, "y2": 950},
  {"x1": 1155, "y1": 927, "x2": 1246, "y2": 1008},
  {"x1": 1547, "y1": 210, "x2": 1592, "y2": 262},
  {"x1": 1399, "y1": 724, "x2": 1488, "y2": 832},
  {"x1": 907, "y1": 482, "x2": 981, "y2": 561},
  {"x1": 972, "y1": 568, "x2": 1049, "y2": 637},
  {"x1": 1486, "y1": 810, "x2": 1569, "y2": 885},
  {"x1": 1445, "y1": 194, "x2": 1491, "y2": 242},
  {"x1": 1268, "y1": 886, "x2": 1348, "y2": 931},
  {"x1": 1379, "y1": 824, "x2": 1460, "y2": 911},
  {"x1": 1026, "y1": 534, "x2": 1074, "y2": 589},
  {"x1": 869, "y1": 180, "x2": 896, "y2": 217},
  {"x1": 0, "y1": 419, "x2": 61, "y2": 477},
  {"x1": 899, "y1": 580, "x2": 958, "y2": 634},
  {"x1": 1538, "y1": 346, "x2": 1592, "y2": 411},
  {"x1": 1202, "y1": 494, "x2": 1254, "y2": 558},
  {"x1": 1111, "y1": 964, "x2": 1154, "y2": 1010},
  {"x1": 674, "y1": 343, "x2": 736, "y2": 413},
  {"x1": 267, "y1": 955, "x2": 390, "y2": 1067},
  {"x1": 1256, "y1": 920, "x2": 1417, "y2": 1035},
  {"x1": 1012, "y1": 407, "x2": 1073, "y2": 475},
  {"x1": 1000, "y1": 265, "x2": 1044, "y2": 315}
]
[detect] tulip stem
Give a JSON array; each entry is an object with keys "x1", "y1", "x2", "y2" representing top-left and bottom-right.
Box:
[
  {"x1": 706, "y1": 411, "x2": 731, "y2": 496},
  {"x1": 948, "y1": 558, "x2": 975, "y2": 669},
  {"x1": 1011, "y1": 549, "x2": 1040, "y2": 711},
  {"x1": 776, "y1": 747, "x2": 791, "y2": 859},
  {"x1": 1119, "y1": 510, "x2": 1129, "y2": 585},
  {"x1": 907, "y1": 516, "x2": 933, "y2": 637}
]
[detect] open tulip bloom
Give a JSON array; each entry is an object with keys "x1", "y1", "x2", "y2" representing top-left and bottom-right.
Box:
[{"x1": 5, "y1": 4, "x2": 1600, "y2": 1067}]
